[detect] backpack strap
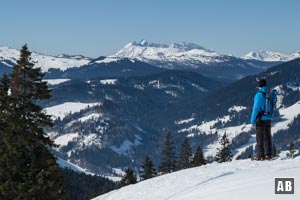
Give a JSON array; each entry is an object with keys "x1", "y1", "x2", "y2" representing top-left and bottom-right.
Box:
[
  {"x1": 257, "y1": 91, "x2": 267, "y2": 117},
  {"x1": 259, "y1": 91, "x2": 266, "y2": 95}
]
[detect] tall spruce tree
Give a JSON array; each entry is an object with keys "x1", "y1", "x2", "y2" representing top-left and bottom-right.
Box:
[
  {"x1": 0, "y1": 45, "x2": 66, "y2": 199},
  {"x1": 140, "y1": 155, "x2": 156, "y2": 180},
  {"x1": 215, "y1": 133, "x2": 233, "y2": 163},
  {"x1": 119, "y1": 168, "x2": 137, "y2": 187},
  {"x1": 159, "y1": 131, "x2": 176, "y2": 174},
  {"x1": 191, "y1": 147, "x2": 206, "y2": 167},
  {"x1": 176, "y1": 138, "x2": 192, "y2": 170}
]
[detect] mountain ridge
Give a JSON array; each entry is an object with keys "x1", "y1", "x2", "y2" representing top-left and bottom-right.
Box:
[
  {"x1": 242, "y1": 50, "x2": 300, "y2": 62},
  {"x1": 1, "y1": 42, "x2": 290, "y2": 80}
]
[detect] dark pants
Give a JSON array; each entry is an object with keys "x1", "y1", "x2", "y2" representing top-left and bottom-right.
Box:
[{"x1": 256, "y1": 119, "x2": 272, "y2": 158}]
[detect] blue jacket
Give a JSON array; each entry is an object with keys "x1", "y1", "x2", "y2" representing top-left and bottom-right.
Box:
[{"x1": 250, "y1": 86, "x2": 272, "y2": 125}]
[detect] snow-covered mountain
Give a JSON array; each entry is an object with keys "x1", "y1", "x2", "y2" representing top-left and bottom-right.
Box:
[
  {"x1": 0, "y1": 46, "x2": 91, "y2": 72},
  {"x1": 93, "y1": 157, "x2": 300, "y2": 200},
  {"x1": 290, "y1": 51, "x2": 300, "y2": 60},
  {"x1": 1, "y1": 42, "x2": 283, "y2": 80},
  {"x1": 110, "y1": 40, "x2": 224, "y2": 68},
  {"x1": 86, "y1": 40, "x2": 281, "y2": 80},
  {"x1": 242, "y1": 50, "x2": 300, "y2": 62}
]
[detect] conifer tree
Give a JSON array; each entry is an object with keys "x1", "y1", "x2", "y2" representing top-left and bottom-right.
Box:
[
  {"x1": 140, "y1": 155, "x2": 156, "y2": 180},
  {"x1": 176, "y1": 138, "x2": 192, "y2": 170},
  {"x1": 0, "y1": 45, "x2": 66, "y2": 199},
  {"x1": 119, "y1": 168, "x2": 137, "y2": 187},
  {"x1": 286, "y1": 142, "x2": 296, "y2": 158},
  {"x1": 191, "y1": 147, "x2": 206, "y2": 167},
  {"x1": 159, "y1": 131, "x2": 176, "y2": 173},
  {"x1": 215, "y1": 133, "x2": 233, "y2": 163},
  {"x1": 0, "y1": 74, "x2": 11, "y2": 125}
]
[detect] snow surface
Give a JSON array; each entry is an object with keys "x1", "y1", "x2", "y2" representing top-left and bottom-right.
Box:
[
  {"x1": 242, "y1": 50, "x2": 300, "y2": 62},
  {"x1": 57, "y1": 157, "x2": 122, "y2": 182},
  {"x1": 82, "y1": 133, "x2": 102, "y2": 147},
  {"x1": 57, "y1": 157, "x2": 93, "y2": 175},
  {"x1": 44, "y1": 79, "x2": 70, "y2": 85},
  {"x1": 272, "y1": 101, "x2": 300, "y2": 134},
  {"x1": 175, "y1": 118, "x2": 195, "y2": 125},
  {"x1": 54, "y1": 132, "x2": 103, "y2": 151},
  {"x1": 228, "y1": 105, "x2": 247, "y2": 112},
  {"x1": 78, "y1": 113, "x2": 103, "y2": 122},
  {"x1": 180, "y1": 114, "x2": 232, "y2": 135},
  {"x1": 92, "y1": 157, "x2": 300, "y2": 200},
  {"x1": 287, "y1": 82, "x2": 300, "y2": 92},
  {"x1": 100, "y1": 79, "x2": 118, "y2": 85},
  {"x1": 45, "y1": 102, "x2": 101, "y2": 120},
  {"x1": 274, "y1": 85, "x2": 285, "y2": 108},
  {"x1": 95, "y1": 57, "x2": 120, "y2": 64},
  {"x1": 148, "y1": 80, "x2": 184, "y2": 91},
  {"x1": 165, "y1": 90, "x2": 178, "y2": 97},
  {"x1": 0, "y1": 46, "x2": 90, "y2": 71},
  {"x1": 54, "y1": 133, "x2": 79, "y2": 147}
]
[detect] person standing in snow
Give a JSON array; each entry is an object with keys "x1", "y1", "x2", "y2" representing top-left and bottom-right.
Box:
[{"x1": 250, "y1": 79, "x2": 272, "y2": 160}]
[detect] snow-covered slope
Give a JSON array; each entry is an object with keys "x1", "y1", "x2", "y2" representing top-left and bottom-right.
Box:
[
  {"x1": 57, "y1": 157, "x2": 122, "y2": 182},
  {"x1": 57, "y1": 157, "x2": 93, "y2": 174},
  {"x1": 93, "y1": 157, "x2": 300, "y2": 200},
  {"x1": 242, "y1": 50, "x2": 300, "y2": 62},
  {"x1": 45, "y1": 102, "x2": 101, "y2": 120},
  {"x1": 44, "y1": 79, "x2": 71, "y2": 85},
  {"x1": 179, "y1": 100, "x2": 300, "y2": 157},
  {"x1": 290, "y1": 51, "x2": 300, "y2": 60},
  {"x1": 0, "y1": 46, "x2": 91, "y2": 71}
]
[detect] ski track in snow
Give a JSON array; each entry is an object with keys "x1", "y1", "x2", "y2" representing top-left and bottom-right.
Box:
[{"x1": 164, "y1": 172, "x2": 234, "y2": 200}]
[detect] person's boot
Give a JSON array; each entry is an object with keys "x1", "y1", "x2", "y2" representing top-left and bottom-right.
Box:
[
  {"x1": 265, "y1": 156, "x2": 272, "y2": 160},
  {"x1": 251, "y1": 155, "x2": 265, "y2": 161}
]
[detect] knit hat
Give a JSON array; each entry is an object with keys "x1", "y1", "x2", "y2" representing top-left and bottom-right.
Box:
[{"x1": 258, "y1": 79, "x2": 266, "y2": 87}]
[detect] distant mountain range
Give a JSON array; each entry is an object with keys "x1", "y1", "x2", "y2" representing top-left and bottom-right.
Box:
[
  {"x1": 0, "y1": 46, "x2": 91, "y2": 71},
  {"x1": 242, "y1": 50, "x2": 300, "y2": 62},
  {"x1": 2, "y1": 41, "x2": 299, "y2": 80}
]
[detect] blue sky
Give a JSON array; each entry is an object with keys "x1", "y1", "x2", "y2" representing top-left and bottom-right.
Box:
[{"x1": 1, "y1": 0, "x2": 299, "y2": 57}]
